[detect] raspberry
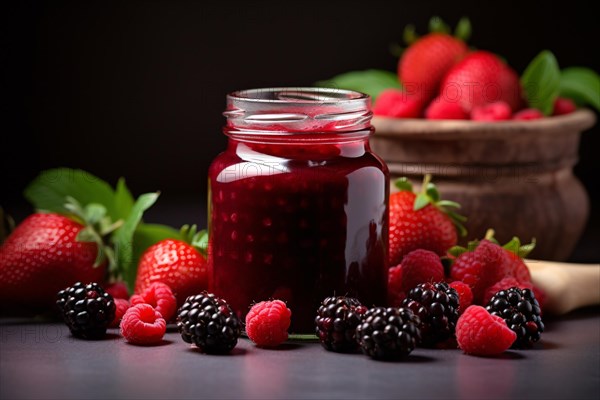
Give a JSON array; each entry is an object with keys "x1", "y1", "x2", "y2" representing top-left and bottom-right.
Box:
[
  {"x1": 513, "y1": 108, "x2": 544, "y2": 120},
  {"x1": 505, "y1": 251, "x2": 532, "y2": 284},
  {"x1": 398, "y1": 249, "x2": 445, "y2": 293},
  {"x1": 471, "y1": 101, "x2": 512, "y2": 121},
  {"x1": 456, "y1": 305, "x2": 516, "y2": 356},
  {"x1": 553, "y1": 97, "x2": 577, "y2": 115},
  {"x1": 105, "y1": 282, "x2": 130, "y2": 300},
  {"x1": 425, "y1": 96, "x2": 469, "y2": 120},
  {"x1": 449, "y1": 281, "x2": 473, "y2": 314},
  {"x1": 315, "y1": 296, "x2": 367, "y2": 352},
  {"x1": 120, "y1": 304, "x2": 167, "y2": 345},
  {"x1": 387, "y1": 265, "x2": 406, "y2": 307},
  {"x1": 109, "y1": 298, "x2": 130, "y2": 328},
  {"x1": 245, "y1": 300, "x2": 291, "y2": 347},
  {"x1": 373, "y1": 89, "x2": 423, "y2": 118},
  {"x1": 131, "y1": 282, "x2": 177, "y2": 321},
  {"x1": 403, "y1": 282, "x2": 460, "y2": 346}
]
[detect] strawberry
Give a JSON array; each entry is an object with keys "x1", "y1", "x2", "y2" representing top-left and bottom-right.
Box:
[
  {"x1": 373, "y1": 89, "x2": 423, "y2": 118},
  {"x1": 440, "y1": 51, "x2": 524, "y2": 112},
  {"x1": 0, "y1": 213, "x2": 106, "y2": 309},
  {"x1": 449, "y1": 231, "x2": 536, "y2": 304},
  {"x1": 552, "y1": 97, "x2": 577, "y2": 115},
  {"x1": 399, "y1": 33, "x2": 468, "y2": 103},
  {"x1": 425, "y1": 96, "x2": 469, "y2": 120},
  {"x1": 470, "y1": 101, "x2": 512, "y2": 121},
  {"x1": 134, "y1": 225, "x2": 208, "y2": 306},
  {"x1": 513, "y1": 108, "x2": 544, "y2": 120},
  {"x1": 389, "y1": 175, "x2": 466, "y2": 266}
]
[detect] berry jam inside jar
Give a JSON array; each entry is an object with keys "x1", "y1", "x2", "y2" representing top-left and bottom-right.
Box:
[{"x1": 208, "y1": 88, "x2": 389, "y2": 334}]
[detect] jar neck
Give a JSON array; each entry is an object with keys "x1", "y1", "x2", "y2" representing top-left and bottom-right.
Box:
[{"x1": 224, "y1": 88, "x2": 373, "y2": 135}]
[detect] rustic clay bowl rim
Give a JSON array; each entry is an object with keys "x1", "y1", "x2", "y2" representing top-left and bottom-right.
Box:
[{"x1": 372, "y1": 109, "x2": 596, "y2": 140}]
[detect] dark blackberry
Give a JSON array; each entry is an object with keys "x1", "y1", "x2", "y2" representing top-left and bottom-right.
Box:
[
  {"x1": 402, "y1": 282, "x2": 460, "y2": 346},
  {"x1": 315, "y1": 296, "x2": 367, "y2": 352},
  {"x1": 176, "y1": 292, "x2": 241, "y2": 354},
  {"x1": 356, "y1": 307, "x2": 421, "y2": 360},
  {"x1": 486, "y1": 287, "x2": 544, "y2": 348},
  {"x1": 56, "y1": 282, "x2": 115, "y2": 339}
]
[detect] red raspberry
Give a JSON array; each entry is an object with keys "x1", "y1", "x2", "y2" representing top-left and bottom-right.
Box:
[
  {"x1": 456, "y1": 305, "x2": 516, "y2": 356},
  {"x1": 513, "y1": 108, "x2": 544, "y2": 120},
  {"x1": 387, "y1": 265, "x2": 405, "y2": 307},
  {"x1": 449, "y1": 281, "x2": 473, "y2": 314},
  {"x1": 399, "y1": 249, "x2": 444, "y2": 292},
  {"x1": 505, "y1": 251, "x2": 532, "y2": 284},
  {"x1": 553, "y1": 97, "x2": 577, "y2": 115},
  {"x1": 471, "y1": 101, "x2": 512, "y2": 121},
  {"x1": 373, "y1": 89, "x2": 423, "y2": 118},
  {"x1": 109, "y1": 298, "x2": 130, "y2": 328},
  {"x1": 425, "y1": 96, "x2": 469, "y2": 120},
  {"x1": 120, "y1": 304, "x2": 167, "y2": 345},
  {"x1": 130, "y1": 282, "x2": 177, "y2": 321},
  {"x1": 105, "y1": 282, "x2": 130, "y2": 300},
  {"x1": 245, "y1": 300, "x2": 291, "y2": 347}
]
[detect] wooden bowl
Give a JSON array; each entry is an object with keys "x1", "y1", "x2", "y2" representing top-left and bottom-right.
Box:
[{"x1": 371, "y1": 109, "x2": 597, "y2": 261}]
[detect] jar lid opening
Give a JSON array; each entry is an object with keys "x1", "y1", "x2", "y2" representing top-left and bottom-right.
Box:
[{"x1": 228, "y1": 87, "x2": 369, "y2": 104}]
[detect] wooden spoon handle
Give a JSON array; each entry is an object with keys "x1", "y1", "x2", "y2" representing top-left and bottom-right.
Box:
[{"x1": 526, "y1": 260, "x2": 600, "y2": 315}]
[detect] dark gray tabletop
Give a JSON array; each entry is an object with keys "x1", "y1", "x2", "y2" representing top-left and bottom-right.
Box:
[{"x1": 1, "y1": 309, "x2": 599, "y2": 400}]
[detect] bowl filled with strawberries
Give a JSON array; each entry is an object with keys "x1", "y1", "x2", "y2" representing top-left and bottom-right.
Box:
[{"x1": 318, "y1": 17, "x2": 599, "y2": 260}]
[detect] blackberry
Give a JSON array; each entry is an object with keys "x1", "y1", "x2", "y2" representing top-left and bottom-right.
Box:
[
  {"x1": 315, "y1": 296, "x2": 367, "y2": 352},
  {"x1": 356, "y1": 307, "x2": 421, "y2": 360},
  {"x1": 176, "y1": 292, "x2": 241, "y2": 354},
  {"x1": 56, "y1": 282, "x2": 115, "y2": 339},
  {"x1": 402, "y1": 282, "x2": 460, "y2": 346},
  {"x1": 486, "y1": 287, "x2": 544, "y2": 348}
]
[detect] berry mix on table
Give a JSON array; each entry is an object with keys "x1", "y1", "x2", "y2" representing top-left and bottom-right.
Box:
[
  {"x1": 1, "y1": 167, "x2": 546, "y2": 359},
  {"x1": 1, "y1": 16, "x2": 597, "y2": 361}
]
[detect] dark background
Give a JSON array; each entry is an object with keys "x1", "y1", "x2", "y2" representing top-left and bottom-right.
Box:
[{"x1": 2, "y1": 1, "x2": 599, "y2": 261}]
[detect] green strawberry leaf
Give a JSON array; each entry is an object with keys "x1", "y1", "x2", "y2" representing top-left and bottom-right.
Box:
[
  {"x1": 24, "y1": 168, "x2": 118, "y2": 218},
  {"x1": 403, "y1": 24, "x2": 419, "y2": 45},
  {"x1": 518, "y1": 238, "x2": 536, "y2": 258},
  {"x1": 559, "y1": 67, "x2": 600, "y2": 111},
  {"x1": 454, "y1": 17, "x2": 471, "y2": 41},
  {"x1": 448, "y1": 245, "x2": 468, "y2": 258},
  {"x1": 428, "y1": 16, "x2": 450, "y2": 34},
  {"x1": 112, "y1": 192, "x2": 159, "y2": 290},
  {"x1": 502, "y1": 236, "x2": 522, "y2": 255},
  {"x1": 127, "y1": 223, "x2": 183, "y2": 292},
  {"x1": 425, "y1": 183, "x2": 440, "y2": 203},
  {"x1": 83, "y1": 204, "x2": 107, "y2": 225},
  {"x1": 394, "y1": 177, "x2": 413, "y2": 192},
  {"x1": 521, "y1": 50, "x2": 561, "y2": 115},
  {"x1": 413, "y1": 193, "x2": 431, "y2": 211},
  {"x1": 316, "y1": 69, "x2": 402, "y2": 101},
  {"x1": 113, "y1": 178, "x2": 135, "y2": 221}
]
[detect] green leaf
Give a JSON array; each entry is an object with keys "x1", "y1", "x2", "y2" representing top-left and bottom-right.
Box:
[
  {"x1": 76, "y1": 226, "x2": 99, "y2": 243},
  {"x1": 428, "y1": 16, "x2": 450, "y2": 34},
  {"x1": 454, "y1": 17, "x2": 471, "y2": 41},
  {"x1": 425, "y1": 183, "x2": 440, "y2": 202},
  {"x1": 437, "y1": 200, "x2": 461, "y2": 209},
  {"x1": 413, "y1": 193, "x2": 431, "y2": 211},
  {"x1": 518, "y1": 238, "x2": 536, "y2": 258},
  {"x1": 24, "y1": 168, "x2": 118, "y2": 218},
  {"x1": 113, "y1": 178, "x2": 135, "y2": 221},
  {"x1": 394, "y1": 177, "x2": 413, "y2": 192},
  {"x1": 112, "y1": 193, "x2": 159, "y2": 290},
  {"x1": 559, "y1": 67, "x2": 600, "y2": 111},
  {"x1": 83, "y1": 204, "x2": 107, "y2": 225},
  {"x1": 403, "y1": 24, "x2": 419, "y2": 45},
  {"x1": 502, "y1": 237, "x2": 522, "y2": 255},
  {"x1": 521, "y1": 50, "x2": 561, "y2": 115},
  {"x1": 316, "y1": 69, "x2": 402, "y2": 101},
  {"x1": 467, "y1": 239, "x2": 480, "y2": 252},
  {"x1": 191, "y1": 230, "x2": 209, "y2": 257},
  {"x1": 448, "y1": 246, "x2": 468, "y2": 258},
  {"x1": 129, "y1": 223, "x2": 183, "y2": 292}
]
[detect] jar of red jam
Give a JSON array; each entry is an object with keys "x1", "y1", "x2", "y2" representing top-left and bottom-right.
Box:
[{"x1": 208, "y1": 88, "x2": 389, "y2": 333}]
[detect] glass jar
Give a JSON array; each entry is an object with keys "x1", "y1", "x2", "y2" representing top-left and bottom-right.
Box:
[{"x1": 208, "y1": 88, "x2": 389, "y2": 333}]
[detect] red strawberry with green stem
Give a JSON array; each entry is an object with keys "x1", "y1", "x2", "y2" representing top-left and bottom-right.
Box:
[
  {"x1": 389, "y1": 175, "x2": 467, "y2": 266},
  {"x1": 134, "y1": 225, "x2": 209, "y2": 307}
]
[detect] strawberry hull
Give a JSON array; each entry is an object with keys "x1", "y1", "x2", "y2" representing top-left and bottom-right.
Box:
[{"x1": 208, "y1": 137, "x2": 389, "y2": 333}]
